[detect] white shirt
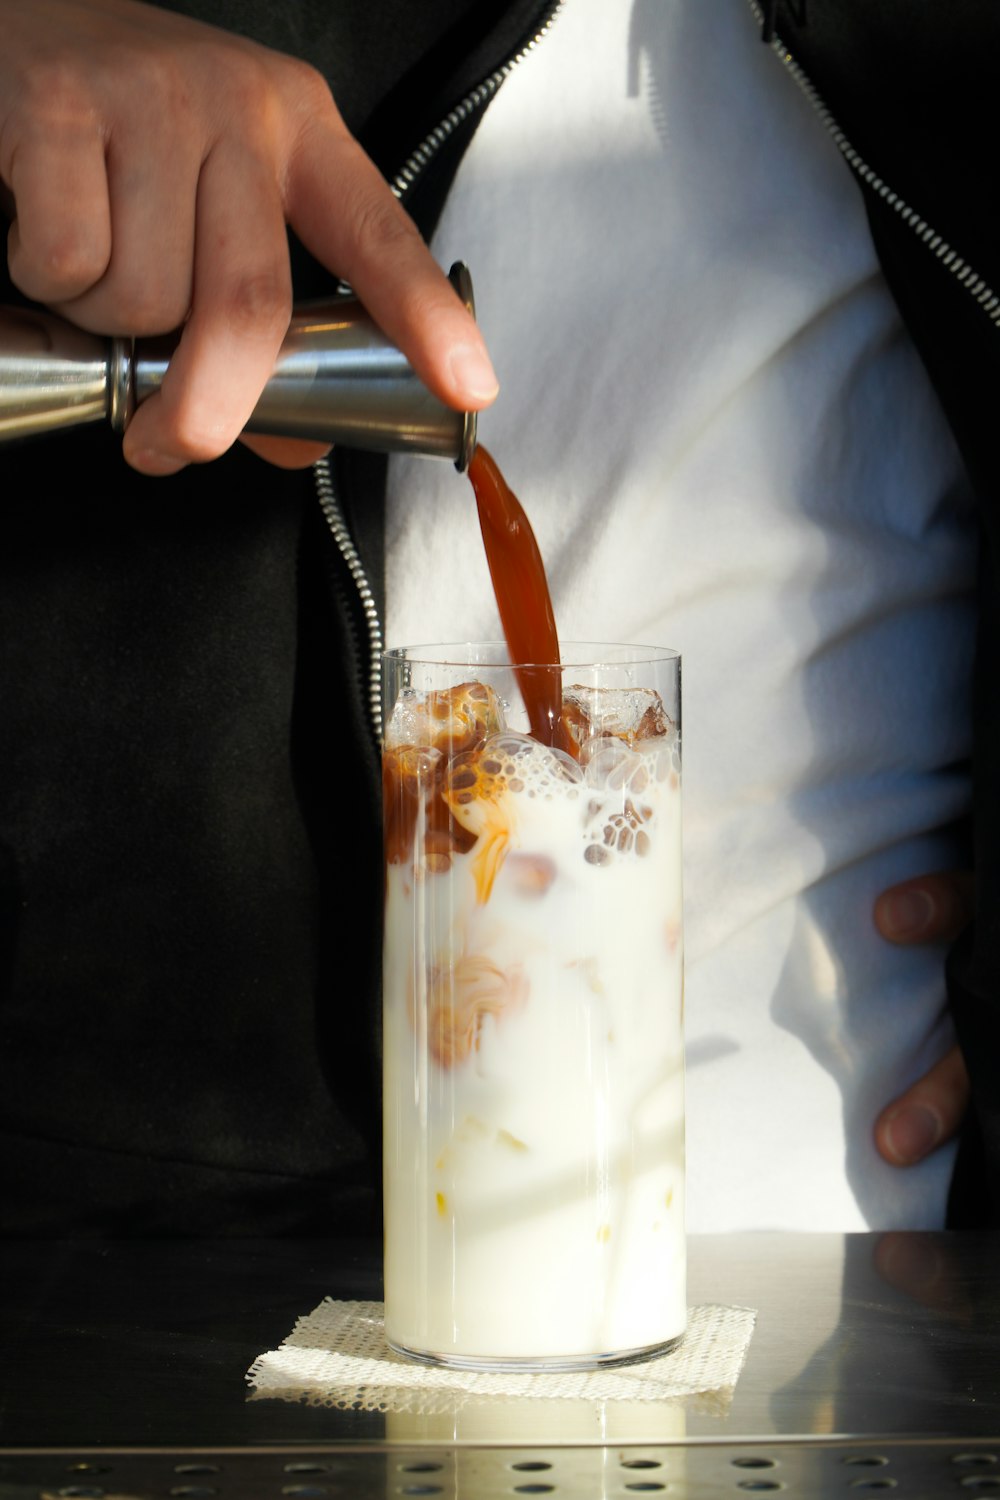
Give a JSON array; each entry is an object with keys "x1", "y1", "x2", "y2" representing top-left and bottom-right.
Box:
[{"x1": 385, "y1": 0, "x2": 977, "y2": 1231}]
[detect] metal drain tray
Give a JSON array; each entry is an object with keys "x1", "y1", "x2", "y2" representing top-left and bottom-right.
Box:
[{"x1": 3, "y1": 1441, "x2": 1000, "y2": 1500}]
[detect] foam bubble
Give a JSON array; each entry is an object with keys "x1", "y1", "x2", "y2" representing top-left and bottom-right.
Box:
[{"x1": 446, "y1": 732, "x2": 583, "y2": 824}]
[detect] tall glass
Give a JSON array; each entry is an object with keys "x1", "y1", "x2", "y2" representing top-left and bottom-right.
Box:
[{"x1": 381, "y1": 643, "x2": 684, "y2": 1370}]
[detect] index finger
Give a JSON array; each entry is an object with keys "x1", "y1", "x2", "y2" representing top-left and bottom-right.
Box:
[{"x1": 286, "y1": 127, "x2": 498, "y2": 412}]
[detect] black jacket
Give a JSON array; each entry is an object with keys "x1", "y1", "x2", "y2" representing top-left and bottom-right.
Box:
[
  {"x1": 767, "y1": 0, "x2": 1000, "y2": 1226},
  {"x1": 0, "y1": 0, "x2": 996, "y2": 1233}
]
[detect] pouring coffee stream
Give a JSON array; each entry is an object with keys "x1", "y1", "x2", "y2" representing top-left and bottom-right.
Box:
[{"x1": 467, "y1": 444, "x2": 573, "y2": 756}]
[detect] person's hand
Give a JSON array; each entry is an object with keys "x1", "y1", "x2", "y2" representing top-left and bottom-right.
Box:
[
  {"x1": 0, "y1": 0, "x2": 498, "y2": 475},
  {"x1": 872, "y1": 871, "x2": 974, "y2": 1166}
]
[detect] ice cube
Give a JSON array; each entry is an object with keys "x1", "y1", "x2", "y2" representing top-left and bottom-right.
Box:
[
  {"x1": 580, "y1": 736, "x2": 637, "y2": 790},
  {"x1": 382, "y1": 743, "x2": 446, "y2": 865},
  {"x1": 384, "y1": 688, "x2": 426, "y2": 749},
  {"x1": 384, "y1": 681, "x2": 506, "y2": 754},
  {"x1": 561, "y1": 684, "x2": 671, "y2": 751}
]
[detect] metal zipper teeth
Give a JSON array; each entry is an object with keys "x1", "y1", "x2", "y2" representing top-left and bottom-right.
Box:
[
  {"x1": 389, "y1": 1, "x2": 565, "y2": 202},
  {"x1": 312, "y1": 456, "x2": 385, "y2": 740},
  {"x1": 750, "y1": 0, "x2": 1000, "y2": 325},
  {"x1": 315, "y1": 0, "x2": 565, "y2": 746}
]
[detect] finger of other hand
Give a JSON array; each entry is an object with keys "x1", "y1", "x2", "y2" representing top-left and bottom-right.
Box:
[
  {"x1": 873, "y1": 870, "x2": 974, "y2": 945},
  {"x1": 875, "y1": 1043, "x2": 970, "y2": 1167}
]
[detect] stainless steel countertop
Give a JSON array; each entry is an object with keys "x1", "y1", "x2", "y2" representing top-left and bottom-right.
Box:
[{"x1": 0, "y1": 1231, "x2": 997, "y2": 1497}]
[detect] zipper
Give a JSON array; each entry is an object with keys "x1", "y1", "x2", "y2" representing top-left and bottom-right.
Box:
[
  {"x1": 313, "y1": 456, "x2": 385, "y2": 738},
  {"x1": 313, "y1": 0, "x2": 565, "y2": 747},
  {"x1": 389, "y1": 2, "x2": 565, "y2": 204},
  {"x1": 750, "y1": 0, "x2": 1000, "y2": 327}
]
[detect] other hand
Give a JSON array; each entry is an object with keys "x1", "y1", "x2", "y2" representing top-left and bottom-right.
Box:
[
  {"x1": 0, "y1": 0, "x2": 498, "y2": 475},
  {"x1": 872, "y1": 870, "x2": 974, "y2": 1167}
]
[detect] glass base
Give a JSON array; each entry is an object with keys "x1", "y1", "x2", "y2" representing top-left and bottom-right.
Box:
[{"x1": 386, "y1": 1330, "x2": 685, "y2": 1374}]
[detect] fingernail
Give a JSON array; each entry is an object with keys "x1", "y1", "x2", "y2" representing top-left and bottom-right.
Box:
[
  {"x1": 447, "y1": 342, "x2": 499, "y2": 405},
  {"x1": 884, "y1": 1104, "x2": 942, "y2": 1164},
  {"x1": 126, "y1": 448, "x2": 187, "y2": 477},
  {"x1": 880, "y1": 888, "x2": 935, "y2": 939}
]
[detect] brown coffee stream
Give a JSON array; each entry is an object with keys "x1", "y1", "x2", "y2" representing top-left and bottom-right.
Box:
[
  {"x1": 384, "y1": 445, "x2": 572, "y2": 871},
  {"x1": 467, "y1": 445, "x2": 573, "y2": 755}
]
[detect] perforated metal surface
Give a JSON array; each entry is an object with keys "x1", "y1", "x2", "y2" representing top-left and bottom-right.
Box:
[{"x1": 3, "y1": 1442, "x2": 1000, "y2": 1500}]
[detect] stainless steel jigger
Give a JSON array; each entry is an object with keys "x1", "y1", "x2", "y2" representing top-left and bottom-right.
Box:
[{"x1": 0, "y1": 260, "x2": 477, "y2": 470}]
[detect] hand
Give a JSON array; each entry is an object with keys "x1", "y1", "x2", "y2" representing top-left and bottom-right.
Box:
[
  {"x1": 0, "y1": 0, "x2": 498, "y2": 475},
  {"x1": 872, "y1": 871, "x2": 974, "y2": 1166}
]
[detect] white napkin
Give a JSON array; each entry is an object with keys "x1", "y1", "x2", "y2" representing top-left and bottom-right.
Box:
[{"x1": 246, "y1": 1300, "x2": 756, "y2": 1414}]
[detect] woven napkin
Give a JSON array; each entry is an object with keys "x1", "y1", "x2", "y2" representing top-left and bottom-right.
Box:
[{"x1": 245, "y1": 1300, "x2": 756, "y2": 1415}]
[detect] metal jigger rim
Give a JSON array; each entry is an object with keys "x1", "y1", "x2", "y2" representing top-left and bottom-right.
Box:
[
  {"x1": 108, "y1": 336, "x2": 135, "y2": 434},
  {"x1": 448, "y1": 260, "x2": 478, "y2": 473}
]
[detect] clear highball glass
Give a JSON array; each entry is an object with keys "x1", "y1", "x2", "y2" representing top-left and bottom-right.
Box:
[{"x1": 381, "y1": 643, "x2": 685, "y2": 1370}]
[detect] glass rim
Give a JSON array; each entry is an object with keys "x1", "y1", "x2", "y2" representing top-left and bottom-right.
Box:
[{"x1": 381, "y1": 641, "x2": 680, "y2": 670}]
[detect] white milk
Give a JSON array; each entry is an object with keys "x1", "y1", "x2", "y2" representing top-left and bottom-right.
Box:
[{"x1": 382, "y1": 684, "x2": 685, "y2": 1368}]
